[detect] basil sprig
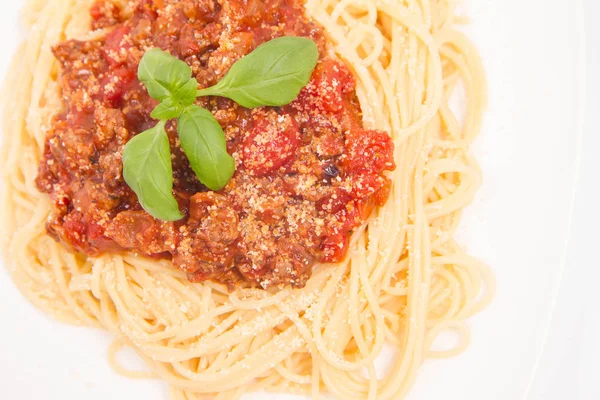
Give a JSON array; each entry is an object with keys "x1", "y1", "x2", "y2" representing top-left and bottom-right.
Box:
[{"x1": 122, "y1": 37, "x2": 319, "y2": 220}]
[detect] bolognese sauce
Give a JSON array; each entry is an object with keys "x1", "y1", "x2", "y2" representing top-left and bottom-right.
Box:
[{"x1": 36, "y1": 0, "x2": 395, "y2": 289}]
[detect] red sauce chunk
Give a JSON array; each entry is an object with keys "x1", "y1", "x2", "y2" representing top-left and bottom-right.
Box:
[{"x1": 36, "y1": 0, "x2": 396, "y2": 289}]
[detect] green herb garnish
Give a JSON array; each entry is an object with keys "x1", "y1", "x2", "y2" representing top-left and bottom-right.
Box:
[
  {"x1": 138, "y1": 48, "x2": 199, "y2": 107},
  {"x1": 122, "y1": 36, "x2": 319, "y2": 220},
  {"x1": 196, "y1": 36, "x2": 320, "y2": 108},
  {"x1": 178, "y1": 106, "x2": 235, "y2": 191},
  {"x1": 122, "y1": 121, "x2": 183, "y2": 221}
]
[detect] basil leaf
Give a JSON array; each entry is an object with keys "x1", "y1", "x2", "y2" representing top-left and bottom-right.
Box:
[
  {"x1": 173, "y1": 78, "x2": 199, "y2": 107},
  {"x1": 138, "y1": 48, "x2": 198, "y2": 106},
  {"x1": 178, "y1": 106, "x2": 235, "y2": 191},
  {"x1": 151, "y1": 98, "x2": 181, "y2": 120},
  {"x1": 197, "y1": 36, "x2": 319, "y2": 108},
  {"x1": 122, "y1": 121, "x2": 183, "y2": 221}
]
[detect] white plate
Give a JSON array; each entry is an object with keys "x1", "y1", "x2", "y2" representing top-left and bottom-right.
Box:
[{"x1": 0, "y1": 1, "x2": 588, "y2": 399}]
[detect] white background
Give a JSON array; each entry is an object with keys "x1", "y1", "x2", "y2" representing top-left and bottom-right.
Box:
[
  {"x1": 526, "y1": 0, "x2": 600, "y2": 398},
  {"x1": 0, "y1": 1, "x2": 598, "y2": 399}
]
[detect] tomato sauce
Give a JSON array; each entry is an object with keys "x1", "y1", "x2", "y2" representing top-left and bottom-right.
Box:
[{"x1": 36, "y1": 0, "x2": 395, "y2": 289}]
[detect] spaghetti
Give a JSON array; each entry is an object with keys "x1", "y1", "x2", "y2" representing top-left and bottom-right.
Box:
[{"x1": 0, "y1": 0, "x2": 494, "y2": 399}]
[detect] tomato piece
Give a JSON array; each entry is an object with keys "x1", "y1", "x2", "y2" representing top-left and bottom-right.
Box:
[
  {"x1": 349, "y1": 172, "x2": 388, "y2": 200},
  {"x1": 101, "y1": 66, "x2": 135, "y2": 105},
  {"x1": 344, "y1": 128, "x2": 395, "y2": 173},
  {"x1": 90, "y1": 1, "x2": 121, "y2": 30},
  {"x1": 316, "y1": 189, "x2": 352, "y2": 213},
  {"x1": 103, "y1": 26, "x2": 131, "y2": 67},
  {"x1": 296, "y1": 59, "x2": 355, "y2": 114},
  {"x1": 87, "y1": 221, "x2": 122, "y2": 252},
  {"x1": 373, "y1": 178, "x2": 392, "y2": 206},
  {"x1": 178, "y1": 23, "x2": 201, "y2": 57},
  {"x1": 60, "y1": 212, "x2": 100, "y2": 254},
  {"x1": 321, "y1": 232, "x2": 349, "y2": 263},
  {"x1": 320, "y1": 199, "x2": 364, "y2": 262},
  {"x1": 242, "y1": 113, "x2": 300, "y2": 176}
]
